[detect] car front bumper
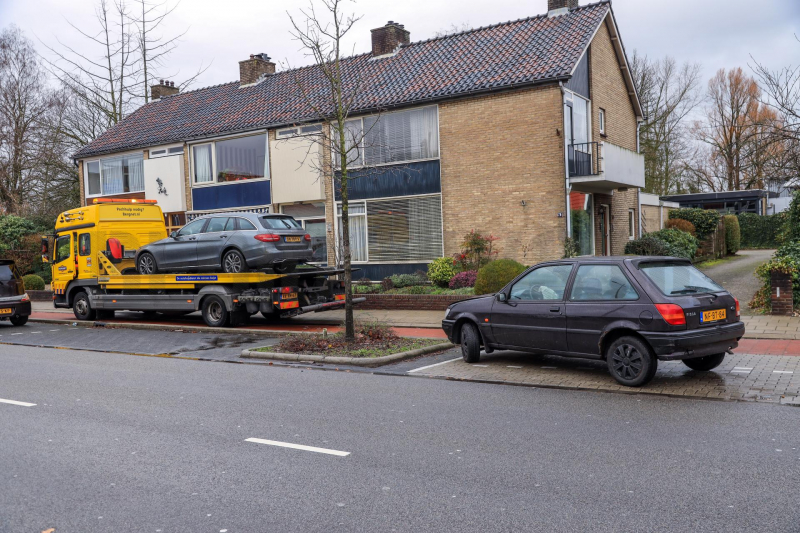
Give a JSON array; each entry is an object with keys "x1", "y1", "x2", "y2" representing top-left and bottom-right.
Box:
[
  {"x1": 0, "y1": 299, "x2": 31, "y2": 319},
  {"x1": 642, "y1": 321, "x2": 746, "y2": 361},
  {"x1": 442, "y1": 319, "x2": 456, "y2": 343}
]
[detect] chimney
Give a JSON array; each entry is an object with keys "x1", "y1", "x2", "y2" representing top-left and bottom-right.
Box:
[
  {"x1": 239, "y1": 53, "x2": 275, "y2": 85},
  {"x1": 151, "y1": 79, "x2": 179, "y2": 100},
  {"x1": 548, "y1": 0, "x2": 579, "y2": 16},
  {"x1": 370, "y1": 21, "x2": 410, "y2": 57}
]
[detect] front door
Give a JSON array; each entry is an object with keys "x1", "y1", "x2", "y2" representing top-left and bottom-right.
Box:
[
  {"x1": 195, "y1": 217, "x2": 234, "y2": 268},
  {"x1": 162, "y1": 218, "x2": 205, "y2": 270},
  {"x1": 53, "y1": 234, "x2": 75, "y2": 283},
  {"x1": 490, "y1": 264, "x2": 574, "y2": 352},
  {"x1": 600, "y1": 204, "x2": 610, "y2": 256}
]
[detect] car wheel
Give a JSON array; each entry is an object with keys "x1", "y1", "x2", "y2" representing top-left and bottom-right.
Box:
[
  {"x1": 202, "y1": 295, "x2": 229, "y2": 327},
  {"x1": 222, "y1": 249, "x2": 246, "y2": 273},
  {"x1": 460, "y1": 322, "x2": 481, "y2": 363},
  {"x1": 73, "y1": 291, "x2": 96, "y2": 321},
  {"x1": 9, "y1": 315, "x2": 28, "y2": 326},
  {"x1": 273, "y1": 263, "x2": 296, "y2": 274},
  {"x1": 137, "y1": 253, "x2": 158, "y2": 275},
  {"x1": 606, "y1": 336, "x2": 657, "y2": 387},
  {"x1": 682, "y1": 353, "x2": 726, "y2": 371}
]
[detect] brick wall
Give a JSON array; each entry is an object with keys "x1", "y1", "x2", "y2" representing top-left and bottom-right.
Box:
[
  {"x1": 358, "y1": 293, "x2": 468, "y2": 311},
  {"x1": 78, "y1": 161, "x2": 85, "y2": 206},
  {"x1": 439, "y1": 85, "x2": 567, "y2": 265},
  {"x1": 771, "y1": 271, "x2": 793, "y2": 316},
  {"x1": 642, "y1": 204, "x2": 664, "y2": 234}
]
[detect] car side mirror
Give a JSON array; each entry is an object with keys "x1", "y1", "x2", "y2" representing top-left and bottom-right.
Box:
[
  {"x1": 496, "y1": 292, "x2": 507, "y2": 303},
  {"x1": 40, "y1": 236, "x2": 50, "y2": 263},
  {"x1": 170, "y1": 231, "x2": 178, "y2": 239}
]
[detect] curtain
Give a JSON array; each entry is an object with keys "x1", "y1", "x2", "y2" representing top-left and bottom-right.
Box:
[
  {"x1": 365, "y1": 106, "x2": 438, "y2": 166},
  {"x1": 193, "y1": 144, "x2": 213, "y2": 183},
  {"x1": 337, "y1": 203, "x2": 367, "y2": 262},
  {"x1": 127, "y1": 156, "x2": 144, "y2": 192},
  {"x1": 101, "y1": 159, "x2": 123, "y2": 195}
]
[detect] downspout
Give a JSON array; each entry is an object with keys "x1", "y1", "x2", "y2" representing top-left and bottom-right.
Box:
[
  {"x1": 561, "y1": 82, "x2": 571, "y2": 243},
  {"x1": 636, "y1": 117, "x2": 644, "y2": 237}
]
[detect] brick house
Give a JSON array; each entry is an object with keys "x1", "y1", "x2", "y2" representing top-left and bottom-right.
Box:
[{"x1": 73, "y1": 0, "x2": 644, "y2": 278}]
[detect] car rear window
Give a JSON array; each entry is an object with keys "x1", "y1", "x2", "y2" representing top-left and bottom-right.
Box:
[
  {"x1": 0, "y1": 265, "x2": 17, "y2": 281},
  {"x1": 640, "y1": 262, "x2": 723, "y2": 295},
  {"x1": 260, "y1": 216, "x2": 302, "y2": 230}
]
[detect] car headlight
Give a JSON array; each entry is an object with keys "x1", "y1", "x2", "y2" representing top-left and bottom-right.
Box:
[{"x1": 444, "y1": 306, "x2": 452, "y2": 319}]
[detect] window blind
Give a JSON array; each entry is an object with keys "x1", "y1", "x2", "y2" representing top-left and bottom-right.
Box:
[{"x1": 366, "y1": 195, "x2": 442, "y2": 262}]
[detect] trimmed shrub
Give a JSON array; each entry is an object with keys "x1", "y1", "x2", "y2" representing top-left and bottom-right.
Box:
[
  {"x1": 389, "y1": 273, "x2": 425, "y2": 288},
  {"x1": 563, "y1": 237, "x2": 579, "y2": 258},
  {"x1": 723, "y1": 214, "x2": 741, "y2": 255},
  {"x1": 474, "y1": 259, "x2": 526, "y2": 295},
  {"x1": 788, "y1": 190, "x2": 800, "y2": 242},
  {"x1": 449, "y1": 270, "x2": 477, "y2": 289},
  {"x1": 22, "y1": 274, "x2": 45, "y2": 291},
  {"x1": 737, "y1": 212, "x2": 786, "y2": 249},
  {"x1": 427, "y1": 257, "x2": 457, "y2": 288},
  {"x1": 664, "y1": 218, "x2": 696, "y2": 236},
  {"x1": 648, "y1": 228, "x2": 699, "y2": 259},
  {"x1": 624, "y1": 234, "x2": 677, "y2": 257},
  {"x1": 669, "y1": 208, "x2": 720, "y2": 239}
]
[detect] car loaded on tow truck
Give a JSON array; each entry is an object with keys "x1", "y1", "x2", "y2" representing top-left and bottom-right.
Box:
[{"x1": 43, "y1": 199, "x2": 362, "y2": 327}]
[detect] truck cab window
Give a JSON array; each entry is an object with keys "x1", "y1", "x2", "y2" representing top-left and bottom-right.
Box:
[
  {"x1": 79, "y1": 234, "x2": 91, "y2": 256},
  {"x1": 55, "y1": 235, "x2": 71, "y2": 263}
]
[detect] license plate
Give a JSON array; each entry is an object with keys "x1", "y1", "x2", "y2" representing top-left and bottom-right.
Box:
[
  {"x1": 281, "y1": 292, "x2": 298, "y2": 300},
  {"x1": 285, "y1": 236, "x2": 302, "y2": 243},
  {"x1": 0, "y1": 308, "x2": 11, "y2": 315},
  {"x1": 701, "y1": 309, "x2": 726, "y2": 323}
]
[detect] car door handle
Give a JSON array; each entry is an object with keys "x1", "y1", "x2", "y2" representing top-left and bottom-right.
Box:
[
  {"x1": 550, "y1": 306, "x2": 561, "y2": 313},
  {"x1": 220, "y1": 235, "x2": 228, "y2": 238},
  {"x1": 188, "y1": 237, "x2": 196, "y2": 241}
]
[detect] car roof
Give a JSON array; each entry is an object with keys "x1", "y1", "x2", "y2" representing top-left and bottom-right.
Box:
[{"x1": 539, "y1": 256, "x2": 692, "y2": 266}]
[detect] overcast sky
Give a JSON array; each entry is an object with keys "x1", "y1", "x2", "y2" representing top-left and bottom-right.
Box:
[{"x1": 1, "y1": 0, "x2": 798, "y2": 94}]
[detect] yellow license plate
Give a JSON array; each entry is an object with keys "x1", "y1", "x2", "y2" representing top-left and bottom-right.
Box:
[
  {"x1": 285, "y1": 236, "x2": 302, "y2": 242},
  {"x1": 0, "y1": 308, "x2": 11, "y2": 315},
  {"x1": 281, "y1": 292, "x2": 298, "y2": 300},
  {"x1": 701, "y1": 309, "x2": 726, "y2": 323}
]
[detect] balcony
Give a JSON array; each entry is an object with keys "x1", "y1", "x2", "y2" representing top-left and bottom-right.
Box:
[{"x1": 568, "y1": 141, "x2": 645, "y2": 193}]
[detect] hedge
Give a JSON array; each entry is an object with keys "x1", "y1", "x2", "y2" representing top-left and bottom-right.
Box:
[
  {"x1": 22, "y1": 274, "x2": 45, "y2": 291},
  {"x1": 668, "y1": 208, "x2": 720, "y2": 239},
  {"x1": 722, "y1": 215, "x2": 741, "y2": 255},
  {"x1": 474, "y1": 259, "x2": 526, "y2": 295},
  {"x1": 737, "y1": 212, "x2": 786, "y2": 249}
]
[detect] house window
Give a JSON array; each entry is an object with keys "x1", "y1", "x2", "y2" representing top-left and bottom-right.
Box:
[
  {"x1": 334, "y1": 106, "x2": 439, "y2": 168},
  {"x1": 191, "y1": 133, "x2": 268, "y2": 185},
  {"x1": 336, "y1": 203, "x2": 367, "y2": 262},
  {"x1": 85, "y1": 153, "x2": 144, "y2": 197},
  {"x1": 277, "y1": 124, "x2": 323, "y2": 138},
  {"x1": 628, "y1": 209, "x2": 636, "y2": 240},
  {"x1": 599, "y1": 108, "x2": 606, "y2": 136},
  {"x1": 282, "y1": 204, "x2": 327, "y2": 263},
  {"x1": 150, "y1": 145, "x2": 184, "y2": 158},
  {"x1": 572, "y1": 96, "x2": 589, "y2": 146}
]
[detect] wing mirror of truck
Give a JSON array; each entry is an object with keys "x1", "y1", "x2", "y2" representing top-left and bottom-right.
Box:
[
  {"x1": 40, "y1": 236, "x2": 50, "y2": 263},
  {"x1": 496, "y1": 292, "x2": 507, "y2": 303}
]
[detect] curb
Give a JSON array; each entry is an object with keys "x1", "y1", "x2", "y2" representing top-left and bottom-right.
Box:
[
  {"x1": 28, "y1": 317, "x2": 288, "y2": 337},
  {"x1": 241, "y1": 342, "x2": 455, "y2": 367}
]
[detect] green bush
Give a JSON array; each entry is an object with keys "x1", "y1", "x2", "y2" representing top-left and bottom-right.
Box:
[
  {"x1": 427, "y1": 257, "x2": 457, "y2": 288},
  {"x1": 664, "y1": 218, "x2": 696, "y2": 236},
  {"x1": 752, "y1": 255, "x2": 800, "y2": 312},
  {"x1": 723, "y1": 215, "x2": 741, "y2": 255},
  {"x1": 788, "y1": 190, "x2": 800, "y2": 242},
  {"x1": 624, "y1": 234, "x2": 678, "y2": 257},
  {"x1": 0, "y1": 215, "x2": 39, "y2": 253},
  {"x1": 737, "y1": 212, "x2": 786, "y2": 249},
  {"x1": 474, "y1": 259, "x2": 526, "y2": 295},
  {"x1": 669, "y1": 208, "x2": 720, "y2": 239},
  {"x1": 648, "y1": 228, "x2": 699, "y2": 259},
  {"x1": 389, "y1": 273, "x2": 425, "y2": 288},
  {"x1": 22, "y1": 274, "x2": 45, "y2": 291}
]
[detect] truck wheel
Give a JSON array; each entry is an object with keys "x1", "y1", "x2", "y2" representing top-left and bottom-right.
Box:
[
  {"x1": 606, "y1": 336, "x2": 657, "y2": 387},
  {"x1": 202, "y1": 295, "x2": 229, "y2": 327},
  {"x1": 222, "y1": 250, "x2": 246, "y2": 273},
  {"x1": 683, "y1": 353, "x2": 725, "y2": 371},
  {"x1": 10, "y1": 315, "x2": 28, "y2": 326},
  {"x1": 73, "y1": 291, "x2": 96, "y2": 321},
  {"x1": 137, "y1": 253, "x2": 158, "y2": 275},
  {"x1": 460, "y1": 322, "x2": 481, "y2": 363}
]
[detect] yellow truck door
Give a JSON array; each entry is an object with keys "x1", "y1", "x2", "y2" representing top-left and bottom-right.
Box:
[
  {"x1": 52, "y1": 233, "x2": 76, "y2": 283},
  {"x1": 76, "y1": 232, "x2": 95, "y2": 277}
]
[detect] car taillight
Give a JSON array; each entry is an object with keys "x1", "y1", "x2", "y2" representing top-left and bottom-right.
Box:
[
  {"x1": 735, "y1": 298, "x2": 740, "y2": 317},
  {"x1": 254, "y1": 234, "x2": 280, "y2": 242},
  {"x1": 655, "y1": 303, "x2": 686, "y2": 326},
  {"x1": 304, "y1": 234, "x2": 311, "y2": 241}
]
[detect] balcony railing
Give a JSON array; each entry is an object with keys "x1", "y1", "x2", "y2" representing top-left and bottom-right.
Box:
[{"x1": 568, "y1": 142, "x2": 601, "y2": 177}]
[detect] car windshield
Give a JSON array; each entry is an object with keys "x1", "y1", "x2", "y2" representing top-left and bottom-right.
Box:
[
  {"x1": 260, "y1": 216, "x2": 302, "y2": 230},
  {"x1": 640, "y1": 262, "x2": 723, "y2": 295}
]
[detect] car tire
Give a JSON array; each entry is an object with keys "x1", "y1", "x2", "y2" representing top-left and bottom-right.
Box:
[
  {"x1": 460, "y1": 322, "x2": 481, "y2": 363},
  {"x1": 9, "y1": 315, "x2": 28, "y2": 326},
  {"x1": 73, "y1": 291, "x2": 96, "y2": 321},
  {"x1": 682, "y1": 353, "x2": 726, "y2": 371},
  {"x1": 222, "y1": 249, "x2": 246, "y2": 274},
  {"x1": 606, "y1": 336, "x2": 657, "y2": 387},
  {"x1": 202, "y1": 295, "x2": 229, "y2": 327},
  {"x1": 273, "y1": 263, "x2": 296, "y2": 274},
  {"x1": 137, "y1": 253, "x2": 158, "y2": 275}
]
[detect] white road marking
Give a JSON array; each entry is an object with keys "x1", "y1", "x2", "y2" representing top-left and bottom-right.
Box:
[
  {"x1": 0, "y1": 398, "x2": 36, "y2": 407},
  {"x1": 734, "y1": 367, "x2": 753, "y2": 370},
  {"x1": 773, "y1": 371, "x2": 794, "y2": 374},
  {"x1": 730, "y1": 370, "x2": 751, "y2": 374},
  {"x1": 406, "y1": 357, "x2": 461, "y2": 373},
  {"x1": 49, "y1": 329, "x2": 59, "y2": 332},
  {"x1": 10, "y1": 333, "x2": 22, "y2": 335},
  {"x1": 473, "y1": 364, "x2": 488, "y2": 367},
  {"x1": 245, "y1": 438, "x2": 350, "y2": 457},
  {"x1": 507, "y1": 365, "x2": 523, "y2": 369}
]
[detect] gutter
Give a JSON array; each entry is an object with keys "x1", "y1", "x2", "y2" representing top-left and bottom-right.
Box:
[{"x1": 560, "y1": 81, "x2": 572, "y2": 242}]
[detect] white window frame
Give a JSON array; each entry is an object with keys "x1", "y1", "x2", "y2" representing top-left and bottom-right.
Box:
[
  {"x1": 149, "y1": 144, "x2": 184, "y2": 158},
  {"x1": 189, "y1": 132, "x2": 270, "y2": 188},
  {"x1": 276, "y1": 123, "x2": 323, "y2": 139},
  {"x1": 628, "y1": 208, "x2": 636, "y2": 240},
  {"x1": 83, "y1": 151, "x2": 145, "y2": 198},
  {"x1": 331, "y1": 105, "x2": 441, "y2": 170},
  {"x1": 335, "y1": 201, "x2": 369, "y2": 264},
  {"x1": 281, "y1": 205, "x2": 328, "y2": 264},
  {"x1": 563, "y1": 89, "x2": 592, "y2": 150},
  {"x1": 599, "y1": 108, "x2": 606, "y2": 136}
]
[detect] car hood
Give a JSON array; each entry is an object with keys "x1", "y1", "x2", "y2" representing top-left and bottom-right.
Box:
[{"x1": 449, "y1": 294, "x2": 494, "y2": 309}]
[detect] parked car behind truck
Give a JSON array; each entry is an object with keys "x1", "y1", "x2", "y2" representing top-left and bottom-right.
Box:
[
  {"x1": 442, "y1": 256, "x2": 745, "y2": 387},
  {"x1": 0, "y1": 260, "x2": 31, "y2": 326}
]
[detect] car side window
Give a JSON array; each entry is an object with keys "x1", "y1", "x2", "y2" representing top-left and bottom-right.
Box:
[
  {"x1": 78, "y1": 234, "x2": 91, "y2": 256},
  {"x1": 224, "y1": 217, "x2": 236, "y2": 232},
  {"x1": 178, "y1": 219, "x2": 206, "y2": 236},
  {"x1": 55, "y1": 235, "x2": 71, "y2": 263},
  {"x1": 205, "y1": 217, "x2": 229, "y2": 233},
  {"x1": 570, "y1": 264, "x2": 639, "y2": 301},
  {"x1": 238, "y1": 218, "x2": 257, "y2": 231},
  {"x1": 509, "y1": 265, "x2": 573, "y2": 301}
]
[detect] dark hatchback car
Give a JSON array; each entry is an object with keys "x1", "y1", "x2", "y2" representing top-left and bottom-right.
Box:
[
  {"x1": 442, "y1": 256, "x2": 745, "y2": 387},
  {"x1": 0, "y1": 259, "x2": 31, "y2": 326}
]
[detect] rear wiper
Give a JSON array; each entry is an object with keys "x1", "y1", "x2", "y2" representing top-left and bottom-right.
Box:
[{"x1": 671, "y1": 286, "x2": 719, "y2": 299}]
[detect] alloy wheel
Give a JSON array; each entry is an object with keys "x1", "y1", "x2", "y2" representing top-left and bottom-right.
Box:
[
  {"x1": 224, "y1": 253, "x2": 242, "y2": 273},
  {"x1": 139, "y1": 255, "x2": 155, "y2": 274},
  {"x1": 611, "y1": 343, "x2": 644, "y2": 381}
]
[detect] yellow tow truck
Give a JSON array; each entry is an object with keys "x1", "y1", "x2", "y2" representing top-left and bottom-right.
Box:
[{"x1": 44, "y1": 199, "x2": 358, "y2": 327}]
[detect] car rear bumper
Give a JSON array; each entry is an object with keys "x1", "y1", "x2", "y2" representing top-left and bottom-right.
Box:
[
  {"x1": 0, "y1": 299, "x2": 31, "y2": 318},
  {"x1": 247, "y1": 250, "x2": 312, "y2": 268},
  {"x1": 642, "y1": 321, "x2": 746, "y2": 361}
]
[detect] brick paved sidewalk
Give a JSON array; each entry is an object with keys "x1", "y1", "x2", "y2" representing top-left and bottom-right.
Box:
[{"x1": 413, "y1": 350, "x2": 800, "y2": 405}]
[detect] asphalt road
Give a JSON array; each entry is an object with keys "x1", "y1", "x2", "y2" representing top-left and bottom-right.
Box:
[
  {"x1": 1, "y1": 345, "x2": 799, "y2": 532},
  {"x1": 698, "y1": 250, "x2": 774, "y2": 315}
]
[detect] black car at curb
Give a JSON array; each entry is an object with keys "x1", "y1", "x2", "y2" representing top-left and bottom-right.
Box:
[
  {"x1": 0, "y1": 259, "x2": 31, "y2": 327},
  {"x1": 442, "y1": 256, "x2": 745, "y2": 387}
]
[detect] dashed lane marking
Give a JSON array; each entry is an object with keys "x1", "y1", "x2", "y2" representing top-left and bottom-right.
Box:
[
  {"x1": 0, "y1": 398, "x2": 36, "y2": 407},
  {"x1": 245, "y1": 438, "x2": 350, "y2": 457},
  {"x1": 406, "y1": 357, "x2": 461, "y2": 374},
  {"x1": 773, "y1": 370, "x2": 794, "y2": 374}
]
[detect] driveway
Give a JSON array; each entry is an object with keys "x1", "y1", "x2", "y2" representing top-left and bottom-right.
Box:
[{"x1": 698, "y1": 249, "x2": 774, "y2": 315}]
